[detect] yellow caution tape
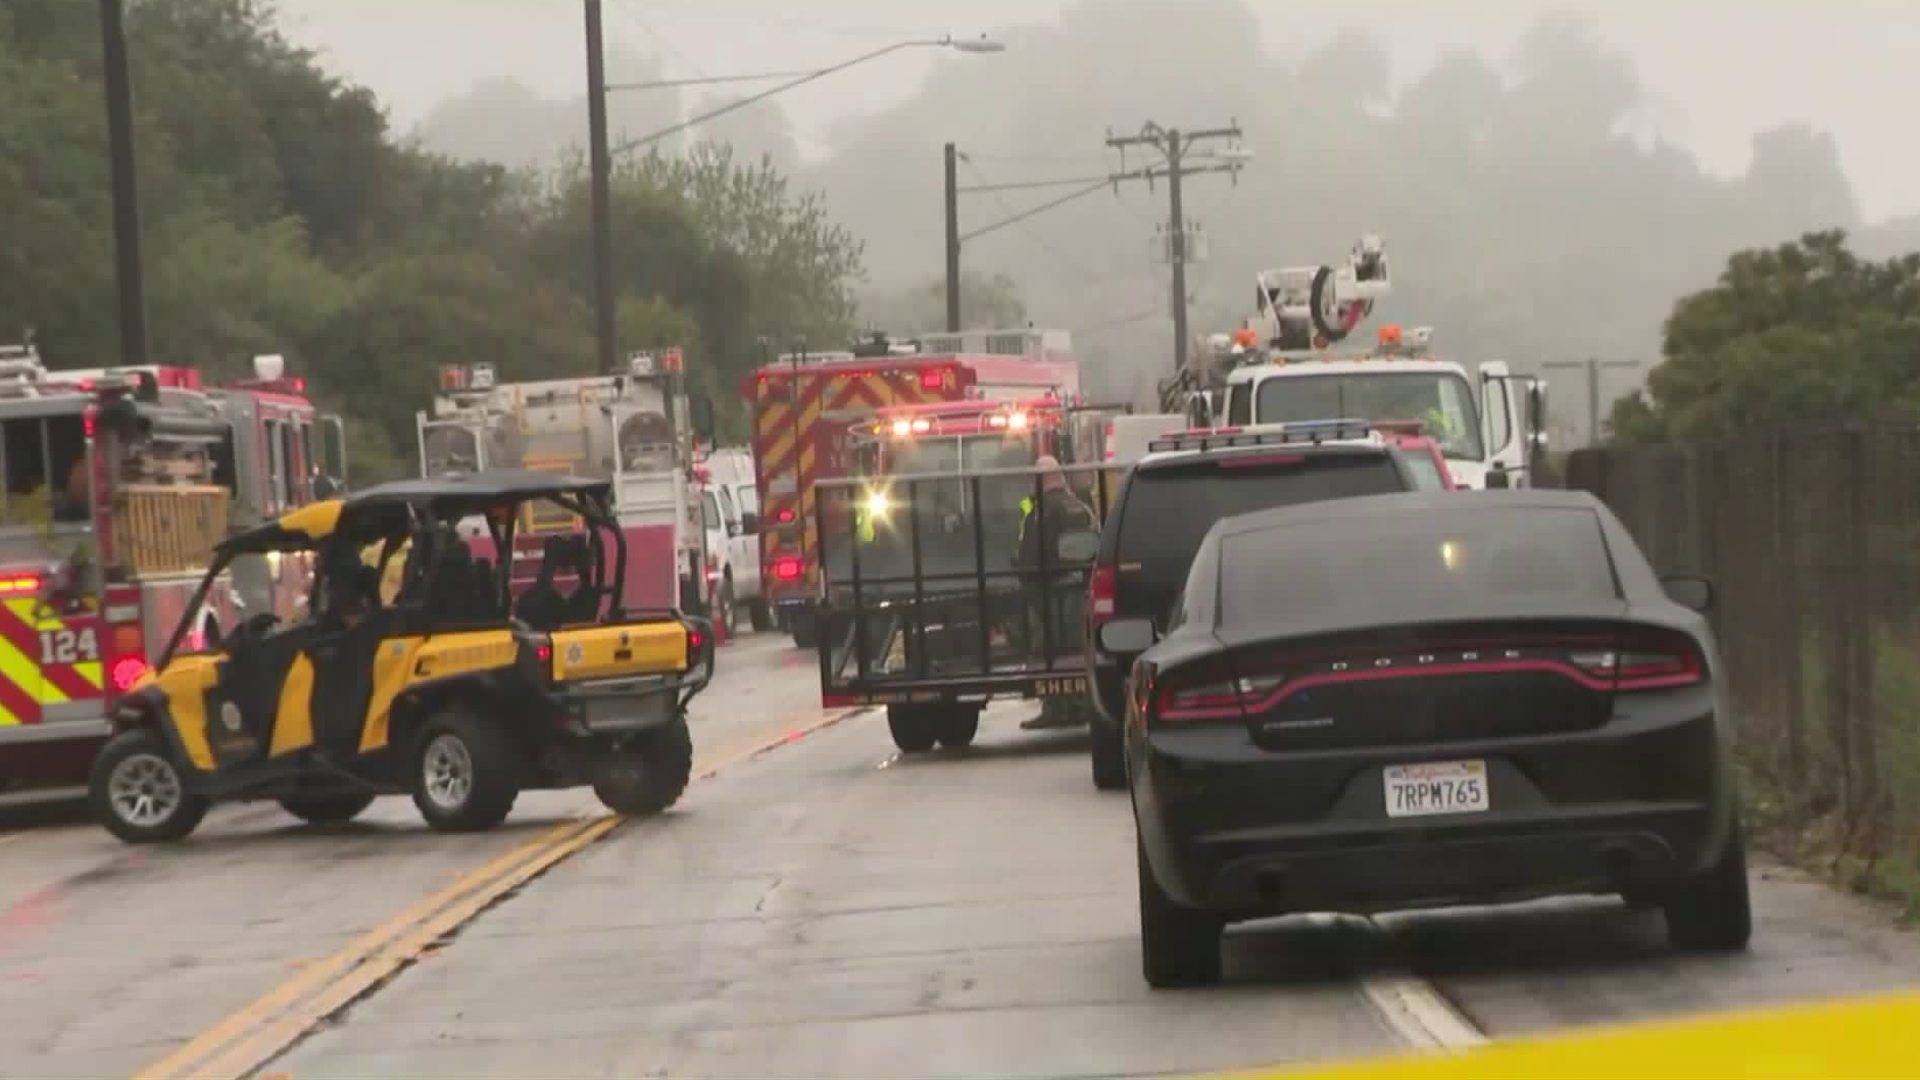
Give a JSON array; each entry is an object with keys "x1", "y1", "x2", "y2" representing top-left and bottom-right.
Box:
[{"x1": 1201, "y1": 991, "x2": 1920, "y2": 1080}]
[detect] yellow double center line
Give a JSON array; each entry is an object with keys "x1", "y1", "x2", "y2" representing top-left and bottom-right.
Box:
[{"x1": 136, "y1": 707, "x2": 864, "y2": 1080}]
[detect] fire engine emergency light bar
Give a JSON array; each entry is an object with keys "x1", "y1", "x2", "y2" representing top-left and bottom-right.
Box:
[{"x1": 1147, "y1": 418, "x2": 1376, "y2": 454}]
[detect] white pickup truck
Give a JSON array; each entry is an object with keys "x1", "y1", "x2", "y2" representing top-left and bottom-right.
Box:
[{"x1": 701, "y1": 446, "x2": 769, "y2": 631}]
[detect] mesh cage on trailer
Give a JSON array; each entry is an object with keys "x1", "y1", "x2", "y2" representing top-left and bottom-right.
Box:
[{"x1": 814, "y1": 459, "x2": 1119, "y2": 706}]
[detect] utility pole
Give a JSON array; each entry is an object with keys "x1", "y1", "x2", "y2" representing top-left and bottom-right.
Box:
[
  {"x1": 1543, "y1": 358, "x2": 1642, "y2": 447},
  {"x1": 99, "y1": 0, "x2": 148, "y2": 367},
  {"x1": 1105, "y1": 121, "x2": 1244, "y2": 373},
  {"x1": 584, "y1": 0, "x2": 618, "y2": 375},
  {"x1": 944, "y1": 143, "x2": 961, "y2": 332}
]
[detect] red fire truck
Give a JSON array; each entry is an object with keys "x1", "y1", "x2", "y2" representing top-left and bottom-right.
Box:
[
  {"x1": 741, "y1": 330, "x2": 1078, "y2": 648},
  {"x1": 0, "y1": 346, "x2": 344, "y2": 806}
]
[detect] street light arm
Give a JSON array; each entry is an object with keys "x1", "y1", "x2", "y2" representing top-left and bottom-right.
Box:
[{"x1": 611, "y1": 38, "x2": 950, "y2": 157}]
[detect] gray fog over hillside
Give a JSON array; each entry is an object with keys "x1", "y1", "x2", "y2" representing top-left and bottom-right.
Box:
[{"x1": 276, "y1": 0, "x2": 1920, "y2": 423}]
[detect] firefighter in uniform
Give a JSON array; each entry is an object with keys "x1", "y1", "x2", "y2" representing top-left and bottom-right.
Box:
[{"x1": 1012, "y1": 455, "x2": 1094, "y2": 648}]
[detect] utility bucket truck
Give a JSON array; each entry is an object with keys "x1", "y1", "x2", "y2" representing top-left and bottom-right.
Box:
[
  {"x1": 416, "y1": 352, "x2": 719, "y2": 619},
  {"x1": 1168, "y1": 237, "x2": 1549, "y2": 489}
]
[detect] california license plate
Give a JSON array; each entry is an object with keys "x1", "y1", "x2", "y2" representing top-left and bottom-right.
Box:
[{"x1": 1384, "y1": 760, "x2": 1489, "y2": 818}]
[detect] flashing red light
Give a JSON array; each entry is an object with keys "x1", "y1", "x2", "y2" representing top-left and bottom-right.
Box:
[
  {"x1": 776, "y1": 508, "x2": 796, "y2": 524},
  {"x1": 920, "y1": 368, "x2": 943, "y2": 389},
  {"x1": 0, "y1": 575, "x2": 42, "y2": 594},
  {"x1": 688, "y1": 629, "x2": 706, "y2": 650},
  {"x1": 84, "y1": 412, "x2": 97, "y2": 438},
  {"x1": 291, "y1": 377, "x2": 307, "y2": 394},
  {"x1": 535, "y1": 644, "x2": 553, "y2": 662},
  {"x1": 110, "y1": 656, "x2": 151, "y2": 693},
  {"x1": 774, "y1": 557, "x2": 802, "y2": 581}
]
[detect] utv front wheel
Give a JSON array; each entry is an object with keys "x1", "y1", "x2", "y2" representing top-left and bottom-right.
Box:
[
  {"x1": 412, "y1": 706, "x2": 520, "y2": 832},
  {"x1": 90, "y1": 728, "x2": 209, "y2": 844},
  {"x1": 280, "y1": 793, "x2": 377, "y2": 825},
  {"x1": 887, "y1": 705, "x2": 937, "y2": 754},
  {"x1": 592, "y1": 716, "x2": 695, "y2": 817}
]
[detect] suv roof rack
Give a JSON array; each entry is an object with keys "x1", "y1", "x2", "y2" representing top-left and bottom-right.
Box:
[{"x1": 1146, "y1": 418, "x2": 1377, "y2": 454}]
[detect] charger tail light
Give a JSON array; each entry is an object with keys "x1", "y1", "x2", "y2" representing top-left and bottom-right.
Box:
[
  {"x1": 1156, "y1": 663, "x2": 1285, "y2": 722},
  {"x1": 1570, "y1": 630, "x2": 1705, "y2": 691}
]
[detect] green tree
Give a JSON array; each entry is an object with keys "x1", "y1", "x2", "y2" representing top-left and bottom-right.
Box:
[{"x1": 1609, "y1": 231, "x2": 1920, "y2": 443}]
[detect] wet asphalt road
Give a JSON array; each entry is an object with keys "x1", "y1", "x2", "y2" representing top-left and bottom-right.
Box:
[{"x1": 3, "y1": 629, "x2": 1920, "y2": 1077}]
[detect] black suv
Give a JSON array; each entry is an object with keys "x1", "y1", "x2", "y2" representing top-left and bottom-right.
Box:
[{"x1": 1085, "y1": 421, "x2": 1429, "y2": 789}]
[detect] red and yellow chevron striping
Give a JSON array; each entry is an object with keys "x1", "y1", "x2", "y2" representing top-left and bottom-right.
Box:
[{"x1": 0, "y1": 597, "x2": 106, "y2": 726}]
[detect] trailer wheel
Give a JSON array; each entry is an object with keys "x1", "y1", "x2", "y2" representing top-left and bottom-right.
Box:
[
  {"x1": 887, "y1": 705, "x2": 937, "y2": 754},
  {"x1": 934, "y1": 704, "x2": 981, "y2": 750},
  {"x1": 593, "y1": 715, "x2": 695, "y2": 816}
]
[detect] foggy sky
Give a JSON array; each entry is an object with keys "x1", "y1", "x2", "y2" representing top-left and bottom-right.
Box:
[{"x1": 277, "y1": 0, "x2": 1920, "y2": 221}]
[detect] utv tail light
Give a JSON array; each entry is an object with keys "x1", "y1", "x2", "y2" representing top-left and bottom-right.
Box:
[
  {"x1": 774, "y1": 557, "x2": 802, "y2": 582},
  {"x1": 688, "y1": 628, "x2": 706, "y2": 650},
  {"x1": 535, "y1": 643, "x2": 553, "y2": 663},
  {"x1": 110, "y1": 656, "x2": 150, "y2": 693}
]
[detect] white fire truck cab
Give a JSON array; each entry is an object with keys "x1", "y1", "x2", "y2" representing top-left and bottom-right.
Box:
[
  {"x1": 0, "y1": 346, "x2": 344, "y2": 805},
  {"x1": 416, "y1": 352, "x2": 718, "y2": 617}
]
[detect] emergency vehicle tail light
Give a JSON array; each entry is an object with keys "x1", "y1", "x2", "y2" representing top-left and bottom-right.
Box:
[
  {"x1": 110, "y1": 656, "x2": 150, "y2": 693},
  {"x1": 774, "y1": 557, "x2": 802, "y2": 581},
  {"x1": 920, "y1": 368, "x2": 943, "y2": 389},
  {"x1": 988, "y1": 415, "x2": 1008, "y2": 429},
  {"x1": 776, "y1": 508, "x2": 796, "y2": 525},
  {"x1": 910, "y1": 418, "x2": 931, "y2": 434}
]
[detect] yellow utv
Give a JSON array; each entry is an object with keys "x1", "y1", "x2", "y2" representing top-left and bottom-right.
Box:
[{"x1": 88, "y1": 470, "x2": 715, "y2": 843}]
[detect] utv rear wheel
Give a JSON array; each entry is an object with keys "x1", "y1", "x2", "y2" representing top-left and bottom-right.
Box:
[
  {"x1": 887, "y1": 705, "x2": 937, "y2": 754},
  {"x1": 934, "y1": 704, "x2": 981, "y2": 749},
  {"x1": 279, "y1": 793, "x2": 376, "y2": 825},
  {"x1": 1138, "y1": 833, "x2": 1223, "y2": 988},
  {"x1": 90, "y1": 729, "x2": 209, "y2": 844},
  {"x1": 593, "y1": 716, "x2": 695, "y2": 817},
  {"x1": 1664, "y1": 820, "x2": 1754, "y2": 953},
  {"x1": 749, "y1": 598, "x2": 773, "y2": 632},
  {"x1": 412, "y1": 706, "x2": 519, "y2": 833},
  {"x1": 1091, "y1": 722, "x2": 1126, "y2": 791}
]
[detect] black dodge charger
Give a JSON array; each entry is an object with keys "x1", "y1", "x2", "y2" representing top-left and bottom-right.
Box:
[{"x1": 1100, "y1": 489, "x2": 1751, "y2": 988}]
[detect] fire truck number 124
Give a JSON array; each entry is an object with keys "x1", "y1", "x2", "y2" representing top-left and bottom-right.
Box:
[{"x1": 40, "y1": 627, "x2": 99, "y2": 665}]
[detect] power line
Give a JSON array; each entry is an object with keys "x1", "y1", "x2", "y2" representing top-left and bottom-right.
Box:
[{"x1": 1103, "y1": 120, "x2": 1248, "y2": 373}]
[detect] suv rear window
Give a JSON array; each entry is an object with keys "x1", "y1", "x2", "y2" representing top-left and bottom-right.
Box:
[
  {"x1": 1219, "y1": 505, "x2": 1619, "y2": 626},
  {"x1": 1110, "y1": 451, "x2": 1407, "y2": 623}
]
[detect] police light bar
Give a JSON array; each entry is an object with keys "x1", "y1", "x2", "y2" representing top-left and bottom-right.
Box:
[{"x1": 1147, "y1": 418, "x2": 1376, "y2": 454}]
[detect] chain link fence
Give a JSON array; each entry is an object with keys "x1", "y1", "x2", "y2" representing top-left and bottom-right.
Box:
[{"x1": 1557, "y1": 426, "x2": 1920, "y2": 883}]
